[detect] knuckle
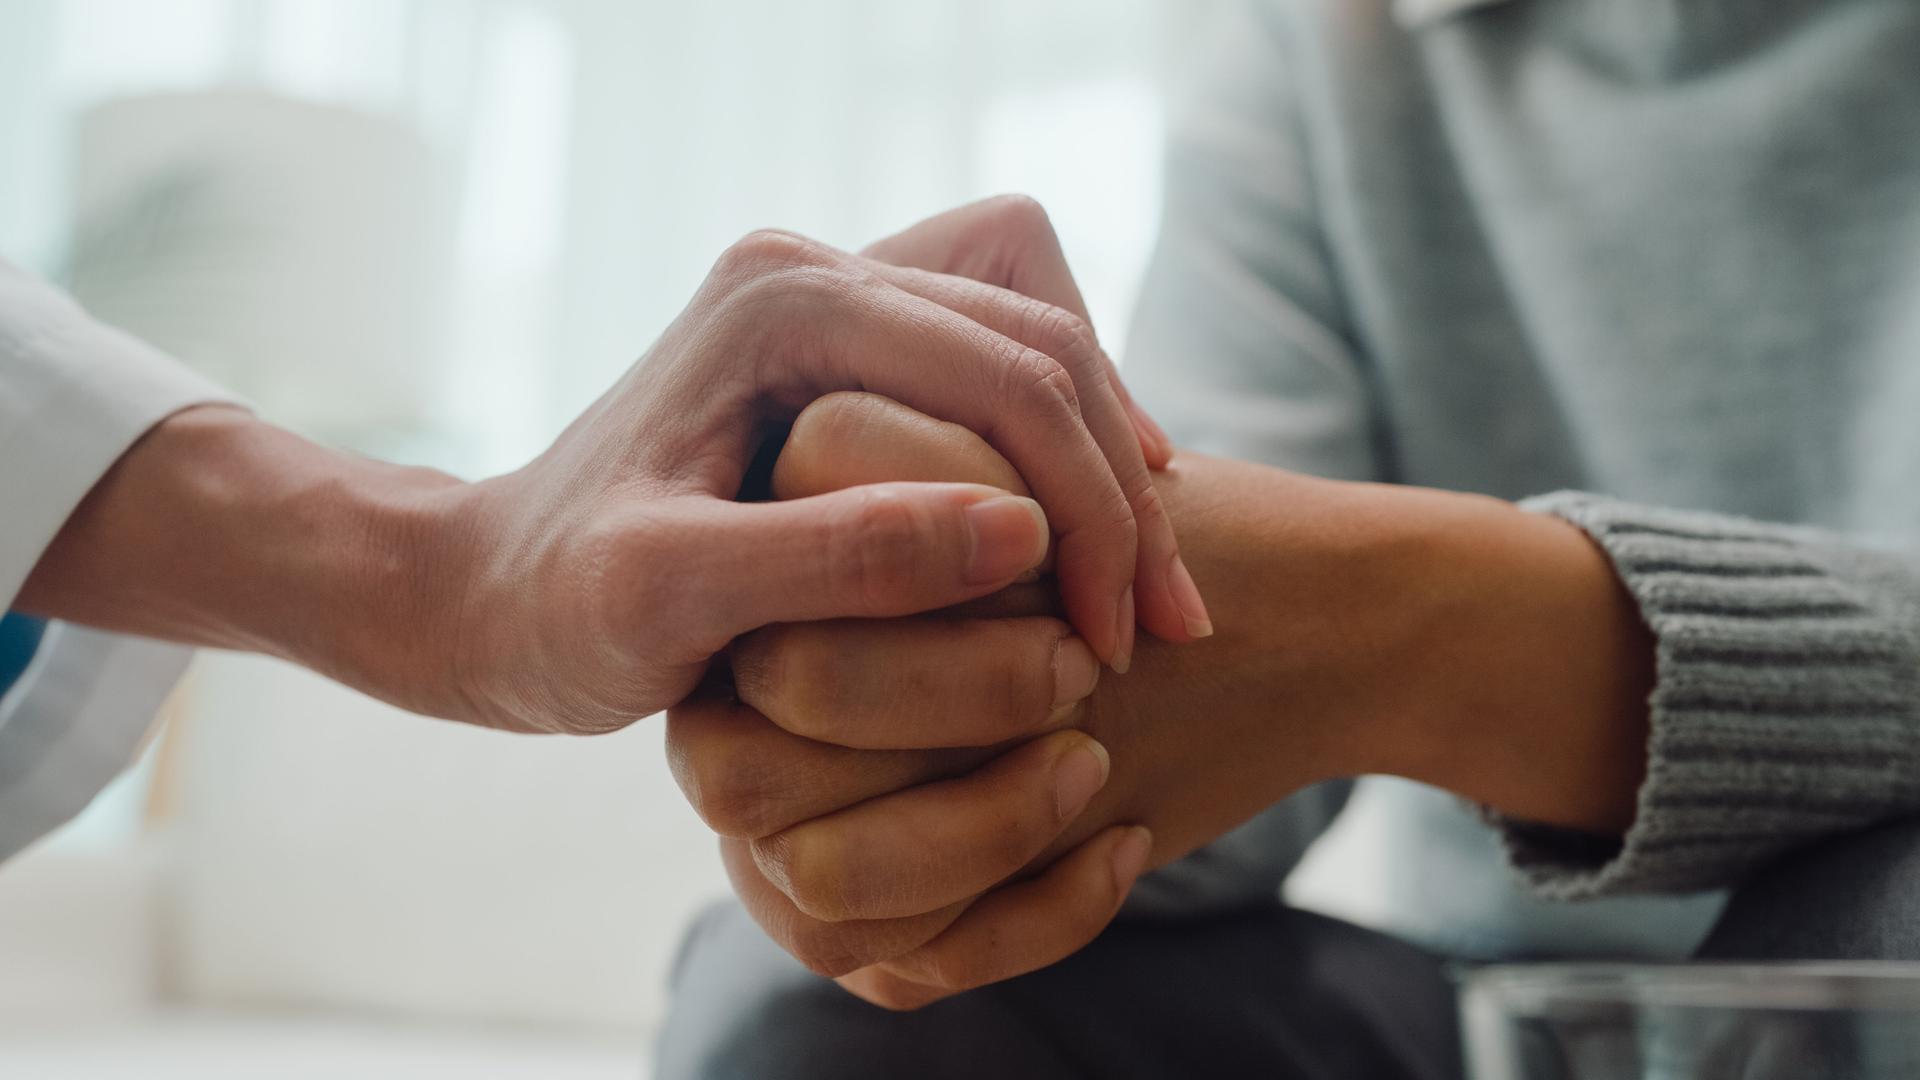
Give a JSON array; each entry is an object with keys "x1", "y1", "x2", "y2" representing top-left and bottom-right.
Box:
[
  {"x1": 1122, "y1": 468, "x2": 1165, "y2": 523},
  {"x1": 1106, "y1": 487, "x2": 1142, "y2": 539},
  {"x1": 1033, "y1": 615, "x2": 1076, "y2": 641},
  {"x1": 717, "y1": 228, "x2": 828, "y2": 277},
  {"x1": 781, "y1": 393, "x2": 893, "y2": 492},
  {"x1": 993, "y1": 629, "x2": 1059, "y2": 730},
  {"x1": 833, "y1": 490, "x2": 929, "y2": 615},
  {"x1": 709, "y1": 234, "x2": 862, "y2": 338},
  {"x1": 681, "y1": 740, "x2": 776, "y2": 838},
  {"x1": 719, "y1": 263, "x2": 846, "y2": 326},
  {"x1": 737, "y1": 626, "x2": 840, "y2": 737},
  {"x1": 787, "y1": 924, "x2": 864, "y2": 979},
  {"x1": 1004, "y1": 348, "x2": 1082, "y2": 422},
  {"x1": 751, "y1": 829, "x2": 799, "y2": 891},
  {"x1": 984, "y1": 192, "x2": 1053, "y2": 236},
  {"x1": 1076, "y1": 479, "x2": 1142, "y2": 549},
  {"x1": 729, "y1": 626, "x2": 789, "y2": 707},
  {"x1": 706, "y1": 257, "x2": 877, "y2": 396},
  {"x1": 1025, "y1": 304, "x2": 1103, "y2": 378},
  {"x1": 757, "y1": 830, "x2": 854, "y2": 922},
  {"x1": 798, "y1": 391, "x2": 890, "y2": 459}
]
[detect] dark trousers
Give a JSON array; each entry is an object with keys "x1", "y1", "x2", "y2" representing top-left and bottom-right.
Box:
[{"x1": 657, "y1": 819, "x2": 1920, "y2": 1080}]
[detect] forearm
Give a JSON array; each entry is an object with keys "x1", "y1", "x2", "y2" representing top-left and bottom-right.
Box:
[
  {"x1": 1181, "y1": 454, "x2": 1920, "y2": 898},
  {"x1": 14, "y1": 404, "x2": 474, "y2": 718},
  {"x1": 1188, "y1": 459, "x2": 1654, "y2": 835}
]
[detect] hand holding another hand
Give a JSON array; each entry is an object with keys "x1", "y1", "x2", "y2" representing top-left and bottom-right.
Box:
[
  {"x1": 673, "y1": 391, "x2": 1655, "y2": 1009},
  {"x1": 23, "y1": 196, "x2": 1208, "y2": 738},
  {"x1": 673, "y1": 392, "x2": 1322, "y2": 1009},
  {"x1": 440, "y1": 197, "x2": 1211, "y2": 734}
]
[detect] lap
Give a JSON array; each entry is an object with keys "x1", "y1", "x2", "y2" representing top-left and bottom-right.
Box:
[
  {"x1": 656, "y1": 900, "x2": 1462, "y2": 1080},
  {"x1": 1701, "y1": 817, "x2": 1920, "y2": 961},
  {"x1": 657, "y1": 815, "x2": 1920, "y2": 1080}
]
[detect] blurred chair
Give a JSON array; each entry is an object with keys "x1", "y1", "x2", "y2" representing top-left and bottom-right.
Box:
[{"x1": 65, "y1": 89, "x2": 453, "y2": 447}]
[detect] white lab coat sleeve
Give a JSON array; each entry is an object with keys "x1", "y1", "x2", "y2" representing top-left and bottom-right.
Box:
[{"x1": 0, "y1": 256, "x2": 240, "y2": 861}]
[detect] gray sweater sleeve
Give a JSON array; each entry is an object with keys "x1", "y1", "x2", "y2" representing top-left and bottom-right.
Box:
[{"x1": 1501, "y1": 492, "x2": 1920, "y2": 899}]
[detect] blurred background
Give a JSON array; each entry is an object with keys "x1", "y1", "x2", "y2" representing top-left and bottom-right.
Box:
[{"x1": 0, "y1": 1, "x2": 1205, "y2": 1076}]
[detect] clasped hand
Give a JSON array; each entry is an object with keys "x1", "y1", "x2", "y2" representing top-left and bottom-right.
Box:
[
  {"x1": 630, "y1": 199, "x2": 1649, "y2": 1012},
  {"x1": 441, "y1": 196, "x2": 1213, "y2": 734},
  {"x1": 670, "y1": 397, "x2": 1654, "y2": 1010},
  {"x1": 670, "y1": 393, "x2": 1392, "y2": 1009}
]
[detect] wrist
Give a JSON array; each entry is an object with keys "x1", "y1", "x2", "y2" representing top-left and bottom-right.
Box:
[
  {"x1": 308, "y1": 441, "x2": 478, "y2": 720},
  {"x1": 1139, "y1": 456, "x2": 1400, "y2": 801},
  {"x1": 1369, "y1": 491, "x2": 1654, "y2": 832},
  {"x1": 206, "y1": 411, "x2": 479, "y2": 719},
  {"x1": 18, "y1": 405, "x2": 477, "y2": 717}
]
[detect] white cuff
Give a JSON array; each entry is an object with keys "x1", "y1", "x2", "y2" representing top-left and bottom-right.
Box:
[
  {"x1": 0, "y1": 257, "x2": 237, "y2": 860},
  {"x1": 0, "y1": 622, "x2": 191, "y2": 861}
]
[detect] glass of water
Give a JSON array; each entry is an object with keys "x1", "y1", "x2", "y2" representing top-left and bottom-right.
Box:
[{"x1": 1460, "y1": 962, "x2": 1920, "y2": 1080}]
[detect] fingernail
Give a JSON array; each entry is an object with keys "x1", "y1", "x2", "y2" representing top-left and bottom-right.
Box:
[
  {"x1": 1054, "y1": 738, "x2": 1111, "y2": 821},
  {"x1": 964, "y1": 495, "x2": 1048, "y2": 585},
  {"x1": 1110, "y1": 826, "x2": 1153, "y2": 892},
  {"x1": 1051, "y1": 636, "x2": 1101, "y2": 710},
  {"x1": 1166, "y1": 553, "x2": 1213, "y2": 639},
  {"x1": 1111, "y1": 586, "x2": 1135, "y2": 674}
]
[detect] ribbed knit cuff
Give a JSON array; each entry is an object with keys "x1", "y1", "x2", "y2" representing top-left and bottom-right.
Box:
[{"x1": 1496, "y1": 492, "x2": 1920, "y2": 899}]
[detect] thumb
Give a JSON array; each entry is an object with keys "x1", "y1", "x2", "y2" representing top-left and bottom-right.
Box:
[{"x1": 693, "y1": 482, "x2": 1048, "y2": 638}]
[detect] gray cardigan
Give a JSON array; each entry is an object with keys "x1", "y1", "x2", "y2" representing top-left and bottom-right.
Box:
[{"x1": 1120, "y1": 0, "x2": 1920, "y2": 955}]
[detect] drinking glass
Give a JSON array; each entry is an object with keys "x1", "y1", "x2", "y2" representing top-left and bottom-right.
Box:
[{"x1": 1460, "y1": 962, "x2": 1920, "y2": 1080}]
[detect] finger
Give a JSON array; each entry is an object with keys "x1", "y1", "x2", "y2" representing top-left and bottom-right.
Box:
[
  {"x1": 833, "y1": 965, "x2": 953, "y2": 1012},
  {"x1": 666, "y1": 693, "x2": 995, "y2": 840},
  {"x1": 681, "y1": 481, "x2": 1047, "y2": 638},
  {"x1": 775, "y1": 391, "x2": 1053, "y2": 577},
  {"x1": 838, "y1": 824, "x2": 1155, "y2": 1010},
  {"x1": 719, "y1": 835, "x2": 972, "y2": 979},
  {"x1": 732, "y1": 616, "x2": 1098, "y2": 750},
  {"x1": 862, "y1": 245, "x2": 1172, "y2": 475},
  {"x1": 773, "y1": 390, "x2": 1028, "y2": 500},
  {"x1": 862, "y1": 194, "x2": 1173, "y2": 467},
  {"x1": 810, "y1": 291, "x2": 1134, "y2": 668},
  {"x1": 752, "y1": 730, "x2": 1111, "y2": 922},
  {"x1": 714, "y1": 231, "x2": 1138, "y2": 667},
  {"x1": 937, "y1": 580, "x2": 1061, "y2": 620},
  {"x1": 860, "y1": 196, "x2": 1093, "y2": 310},
  {"x1": 860, "y1": 264, "x2": 1211, "y2": 657}
]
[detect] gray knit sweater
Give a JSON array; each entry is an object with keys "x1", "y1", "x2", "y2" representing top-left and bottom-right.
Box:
[{"x1": 1120, "y1": 0, "x2": 1920, "y2": 952}]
